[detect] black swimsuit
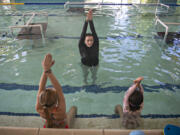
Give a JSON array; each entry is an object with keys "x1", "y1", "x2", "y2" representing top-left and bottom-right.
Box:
[{"x1": 78, "y1": 20, "x2": 99, "y2": 67}]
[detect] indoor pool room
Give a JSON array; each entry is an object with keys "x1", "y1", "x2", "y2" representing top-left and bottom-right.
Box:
[{"x1": 0, "y1": 0, "x2": 180, "y2": 135}]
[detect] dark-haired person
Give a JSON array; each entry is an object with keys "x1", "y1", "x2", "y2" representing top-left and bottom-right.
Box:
[
  {"x1": 115, "y1": 77, "x2": 144, "y2": 129},
  {"x1": 79, "y1": 9, "x2": 99, "y2": 84},
  {"x1": 36, "y1": 53, "x2": 77, "y2": 128}
]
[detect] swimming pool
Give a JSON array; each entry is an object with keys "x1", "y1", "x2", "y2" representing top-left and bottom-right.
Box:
[{"x1": 0, "y1": 3, "x2": 180, "y2": 118}]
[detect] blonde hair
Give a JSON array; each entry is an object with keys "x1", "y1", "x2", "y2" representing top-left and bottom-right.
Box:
[{"x1": 39, "y1": 88, "x2": 59, "y2": 128}]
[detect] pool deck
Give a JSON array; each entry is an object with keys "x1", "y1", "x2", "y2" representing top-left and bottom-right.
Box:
[
  {"x1": 1, "y1": 116, "x2": 180, "y2": 135},
  {"x1": 0, "y1": 127, "x2": 164, "y2": 135},
  {"x1": 0, "y1": 115, "x2": 180, "y2": 129}
]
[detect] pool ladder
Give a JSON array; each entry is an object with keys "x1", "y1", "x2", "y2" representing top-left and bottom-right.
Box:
[
  {"x1": 155, "y1": 0, "x2": 180, "y2": 42},
  {"x1": 9, "y1": 12, "x2": 48, "y2": 44}
]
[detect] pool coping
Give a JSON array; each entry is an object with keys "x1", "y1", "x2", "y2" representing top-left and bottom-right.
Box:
[{"x1": 0, "y1": 127, "x2": 163, "y2": 135}]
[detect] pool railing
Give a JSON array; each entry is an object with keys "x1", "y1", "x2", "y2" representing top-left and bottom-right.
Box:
[{"x1": 9, "y1": 12, "x2": 48, "y2": 44}]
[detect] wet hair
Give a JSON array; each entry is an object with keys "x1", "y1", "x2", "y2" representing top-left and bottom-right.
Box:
[
  {"x1": 128, "y1": 90, "x2": 143, "y2": 112},
  {"x1": 39, "y1": 88, "x2": 58, "y2": 128},
  {"x1": 85, "y1": 33, "x2": 93, "y2": 37}
]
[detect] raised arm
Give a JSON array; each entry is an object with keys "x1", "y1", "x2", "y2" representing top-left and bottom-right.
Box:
[
  {"x1": 79, "y1": 20, "x2": 88, "y2": 46},
  {"x1": 47, "y1": 72, "x2": 65, "y2": 103},
  {"x1": 46, "y1": 63, "x2": 66, "y2": 117},
  {"x1": 139, "y1": 84, "x2": 144, "y2": 94},
  {"x1": 43, "y1": 54, "x2": 66, "y2": 110},
  {"x1": 123, "y1": 77, "x2": 144, "y2": 110},
  {"x1": 36, "y1": 54, "x2": 55, "y2": 114},
  {"x1": 134, "y1": 77, "x2": 144, "y2": 94},
  {"x1": 36, "y1": 72, "x2": 48, "y2": 113},
  {"x1": 89, "y1": 20, "x2": 98, "y2": 42},
  {"x1": 123, "y1": 83, "x2": 138, "y2": 105},
  {"x1": 38, "y1": 73, "x2": 47, "y2": 93},
  {"x1": 88, "y1": 10, "x2": 98, "y2": 42}
]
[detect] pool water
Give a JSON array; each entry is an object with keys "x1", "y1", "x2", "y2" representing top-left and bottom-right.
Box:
[{"x1": 0, "y1": 4, "x2": 180, "y2": 116}]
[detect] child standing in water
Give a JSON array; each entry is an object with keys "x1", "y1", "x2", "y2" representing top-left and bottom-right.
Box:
[
  {"x1": 36, "y1": 53, "x2": 77, "y2": 128},
  {"x1": 79, "y1": 9, "x2": 99, "y2": 84},
  {"x1": 115, "y1": 77, "x2": 144, "y2": 129}
]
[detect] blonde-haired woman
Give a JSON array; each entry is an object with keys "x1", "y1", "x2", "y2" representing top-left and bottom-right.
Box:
[{"x1": 36, "y1": 53, "x2": 77, "y2": 128}]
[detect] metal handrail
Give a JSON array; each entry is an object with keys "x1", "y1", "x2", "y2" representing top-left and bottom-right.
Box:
[
  {"x1": 64, "y1": 0, "x2": 125, "y2": 8},
  {"x1": 155, "y1": 17, "x2": 169, "y2": 42},
  {"x1": 64, "y1": 1, "x2": 102, "y2": 9},
  {"x1": 155, "y1": 0, "x2": 169, "y2": 16},
  {"x1": 159, "y1": 3, "x2": 169, "y2": 9},
  {"x1": 26, "y1": 13, "x2": 35, "y2": 26},
  {"x1": 155, "y1": 11, "x2": 180, "y2": 42},
  {"x1": 164, "y1": 22, "x2": 180, "y2": 25},
  {"x1": 9, "y1": 12, "x2": 47, "y2": 44},
  {"x1": 64, "y1": 0, "x2": 124, "y2": 10},
  {"x1": 10, "y1": 25, "x2": 44, "y2": 39},
  {"x1": 23, "y1": 12, "x2": 48, "y2": 25}
]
